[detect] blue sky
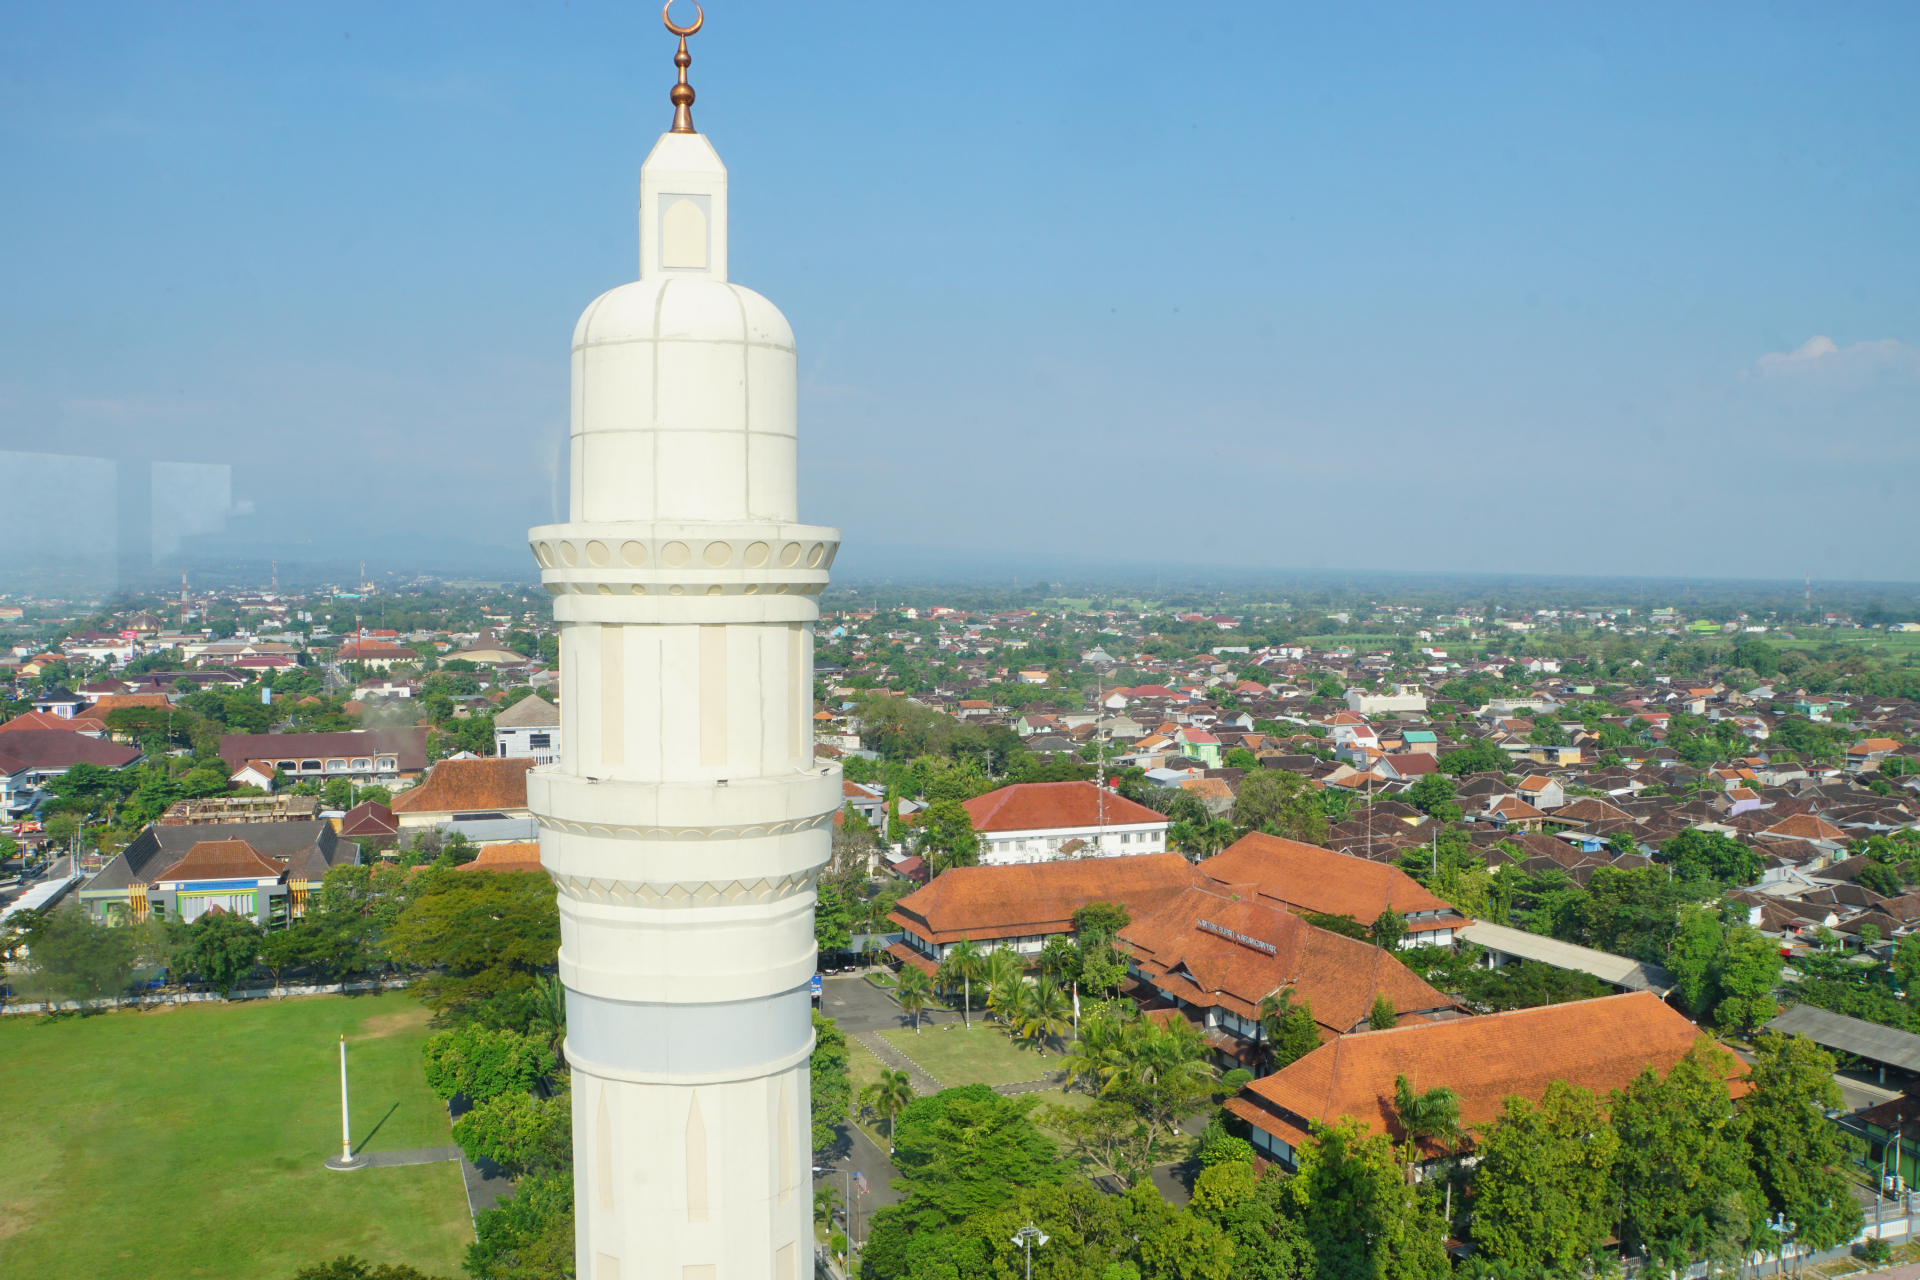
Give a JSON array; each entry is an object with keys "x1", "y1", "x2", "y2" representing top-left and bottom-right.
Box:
[{"x1": 2, "y1": 2, "x2": 1915, "y2": 583}]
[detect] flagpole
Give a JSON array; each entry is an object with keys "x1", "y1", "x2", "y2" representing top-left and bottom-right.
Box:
[{"x1": 326, "y1": 1033, "x2": 364, "y2": 1169}]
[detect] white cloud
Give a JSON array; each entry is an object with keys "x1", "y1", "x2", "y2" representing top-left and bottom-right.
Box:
[{"x1": 1750, "y1": 335, "x2": 1920, "y2": 379}]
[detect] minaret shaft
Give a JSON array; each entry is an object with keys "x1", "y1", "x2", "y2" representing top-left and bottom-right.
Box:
[{"x1": 529, "y1": 112, "x2": 838, "y2": 1280}]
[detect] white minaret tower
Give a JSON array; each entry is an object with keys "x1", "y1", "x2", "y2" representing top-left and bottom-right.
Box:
[{"x1": 527, "y1": 9, "x2": 839, "y2": 1279}]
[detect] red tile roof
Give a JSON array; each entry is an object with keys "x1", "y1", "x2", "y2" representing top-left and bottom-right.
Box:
[
  {"x1": 1119, "y1": 885, "x2": 1457, "y2": 1035},
  {"x1": 963, "y1": 781, "x2": 1168, "y2": 833},
  {"x1": 390, "y1": 757, "x2": 535, "y2": 815},
  {"x1": 1227, "y1": 991, "x2": 1739, "y2": 1155},
  {"x1": 1198, "y1": 833, "x2": 1459, "y2": 923},
  {"x1": 455, "y1": 842, "x2": 546, "y2": 874},
  {"x1": 151, "y1": 839, "x2": 287, "y2": 883},
  {"x1": 0, "y1": 729, "x2": 141, "y2": 773},
  {"x1": 888, "y1": 853, "x2": 1193, "y2": 944},
  {"x1": 1759, "y1": 813, "x2": 1848, "y2": 841}
]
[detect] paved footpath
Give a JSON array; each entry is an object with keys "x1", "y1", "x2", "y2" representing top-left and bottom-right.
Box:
[{"x1": 852, "y1": 1031, "x2": 942, "y2": 1096}]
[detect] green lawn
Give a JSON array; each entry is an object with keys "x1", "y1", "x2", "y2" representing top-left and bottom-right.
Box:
[
  {"x1": 0, "y1": 993, "x2": 472, "y2": 1279},
  {"x1": 878, "y1": 1023, "x2": 1060, "y2": 1089}
]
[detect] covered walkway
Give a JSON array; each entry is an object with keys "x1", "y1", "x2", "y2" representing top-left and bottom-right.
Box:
[
  {"x1": 1458, "y1": 920, "x2": 1675, "y2": 995},
  {"x1": 1766, "y1": 1003, "x2": 1920, "y2": 1078}
]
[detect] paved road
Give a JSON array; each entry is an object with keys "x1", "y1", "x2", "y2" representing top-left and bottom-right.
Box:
[{"x1": 814, "y1": 1117, "x2": 905, "y2": 1250}]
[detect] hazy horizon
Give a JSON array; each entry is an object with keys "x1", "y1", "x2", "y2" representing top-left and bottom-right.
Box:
[{"x1": 3, "y1": 2, "x2": 1915, "y2": 586}]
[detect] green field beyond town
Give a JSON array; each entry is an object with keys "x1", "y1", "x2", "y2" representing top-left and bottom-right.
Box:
[{"x1": 0, "y1": 995, "x2": 472, "y2": 1279}]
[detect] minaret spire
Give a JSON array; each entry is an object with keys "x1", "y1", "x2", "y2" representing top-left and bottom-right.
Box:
[{"x1": 664, "y1": 2, "x2": 703, "y2": 134}]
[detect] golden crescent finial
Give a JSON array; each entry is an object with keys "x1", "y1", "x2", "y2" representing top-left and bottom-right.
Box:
[
  {"x1": 663, "y1": 2, "x2": 703, "y2": 133},
  {"x1": 663, "y1": 1, "x2": 703, "y2": 40}
]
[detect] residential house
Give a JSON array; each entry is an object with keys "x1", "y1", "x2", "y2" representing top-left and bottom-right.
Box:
[
  {"x1": 0, "y1": 730, "x2": 143, "y2": 819},
  {"x1": 1346, "y1": 683, "x2": 1429, "y2": 715},
  {"x1": 388, "y1": 756, "x2": 536, "y2": 829},
  {"x1": 964, "y1": 781, "x2": 1173, "y2": 865},
  {"x1": 494, "y1": 695, "x2": 560, "y2": 763},
  {"x1": 449, "y1": 629, "x2": 528, "y2": 666},
  {"x1": 218, "y1": 728, "x2": 428, "y2": 785}
]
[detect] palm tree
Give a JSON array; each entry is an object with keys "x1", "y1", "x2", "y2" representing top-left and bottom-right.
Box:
[
  {"x1": 531, "y1": 972, "x2": 567, "y2": 1066},
  {"x1": 895, "y1": 965, "x2": 934, "y2": 1033},
  {"x1": 984, "y1": 948, "x2": 1025, "y2": 1022},
  {"x1": 940, "y1": 938, "x2": 986, "y2": 1029},
  {"x1": 1392, "y1": 1072, "x2": 1462, "y2": 1181},
  {"x1": 1039, "y1": 935, "x2": 1078, "y2": 984},
  {"x1": 1017, "y1": 978, "x2": 1073, "y2": 1052},
  {"x1": 860, "y1": 1068, "x2": 916, "y2": 1153}
]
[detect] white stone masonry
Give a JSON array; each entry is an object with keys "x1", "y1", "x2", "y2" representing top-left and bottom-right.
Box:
[{"x1": 528, "y1": 126, "x2": 839, "y2": 1280}]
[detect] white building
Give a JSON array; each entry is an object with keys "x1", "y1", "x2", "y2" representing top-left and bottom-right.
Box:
[
  {"x1": 494, "y1": 694, "x2": 560, "y2": 764},
  {"x1": 1346, "y1": 682, "x2": 1429, "y2": 715},
  {"x1": 964, "y1": 781, "x2": 1172, "y2": 865},
  {"x1": 525, "y1": 25, "x2": 835, "y2": 1278}
]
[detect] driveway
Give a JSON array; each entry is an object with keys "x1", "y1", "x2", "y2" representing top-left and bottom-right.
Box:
[{"x1": 819, "y1": 973, "x2": 957, "y2": 1034}]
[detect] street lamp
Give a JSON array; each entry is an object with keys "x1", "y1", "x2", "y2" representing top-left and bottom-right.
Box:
[{"x1": 1010, "y1": 1221, "x2": 1049, "y2": 1280}]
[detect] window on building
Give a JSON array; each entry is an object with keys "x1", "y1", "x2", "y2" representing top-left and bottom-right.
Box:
[{"x1": 529, "y1": 733, "x2": 551, "y2": 749}]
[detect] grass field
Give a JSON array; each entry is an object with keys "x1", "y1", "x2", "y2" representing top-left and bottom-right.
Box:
[
  {"x1": 0, "y1": 993, "x2": 472, "y2": 1280},
  {"x1": 878, "y1": 1023, "x2": 1060, "y2": 1088}
]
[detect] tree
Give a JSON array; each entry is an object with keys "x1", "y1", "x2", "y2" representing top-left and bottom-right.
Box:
[
  {"x1": 1064, "y1": 1014, "x2": 1218, "y2": 1165},
  {"x1": 1857, "y1": 861, "x2": 1903, "y2": 898},
  {"x1": 1074, "y1": 900, "x2": 1133, "y2": 938},
  {"x1": 811, "y1": 1010, "x2": 851, "y2": 1154},
  {"x1": 1438, "y1": 742, "x2": 1508, "y2": 776},
  {"x1": 984, "y1": 946, "x2": 1026, "y2": 1021},
  {"x1": 1896, "y1": 934, "x2": 1920, "y2": 992},
  {"x1": 420, "y1": 1026, "x2": 553, "y2": 1102},
  {"x1": 896, "y1": 964, "x2": 934, "y2": 1033},
  {"x1": 1391, "y1": 1074, "x2": 1462, "y2": 1177},
  {"x1": 1666, "y1": 906, "x2": 1723, "y2": 1019},
  {"x1": 939, "y1": 937, "x2": 986, "y2": 1029},
  {"x1": 1288, "y1": 1117, "x2": 1450, "y2": 1280},
  {"x1": 1709, "y1": 925, "x2": 1785, "y2": 1032},
  {"x1": 918, "y1": 798, "x2": 981, "y2": 874},
  {"x1": 1610, "y1": 1039, "x2": 1762, "y2": 1271},
  {"x1": 14, "y1": 908, "x2": 142, "y2": 1010},
  {"x1": 1659, "y1": 828, "x2": 1763, "y2": 886},
  {"x1": 859, "y1": 1085, "x2": 1068, "y2": 1280},
  {"x1": 1470, "y1": 1081, "x2": 1620, "y2": 1269},
  {"x1": 1232, "y1": 769, "x2": 1327, "y2": 845},
  {"x1": 467, "y1": 1170, "x2": 574, "y2": 1280},
  {"x1": 814, "y1": 878, "x2": 856, "y2": 953},
  {"x1": 861, "y1": 1068, "x2": 917, "y2": 1153},
  {"x1": 451, "y1": 1087, "x2": 571, "y2": 1177},
  {"x1": 1368, "y1": 993, "x2": 1397, "y2": 1031},
  {"x1": 179, "y1": 909, "x2": 263, "y2": 996},
  {"x1": 1120, "y1": 1179, "x2": 1236, "y2": 1280},
  {"x1": 1195, "y1": 1161, "x2": 1316, "y2": 1280},
  {"x1": 1015, "y1": 978, "x2": 1073, "y2": 1050},
  {"x1": 1259, "y1": 989, "x2": 1322, "y2": 1072},
  {"x1": 1402, "y1": 774, "x2": 1460, "y2": 822},
  {"x1": 1371, "y1": 910, "x2": 1407, "y2": 952},
  {"x1": 1741, "y1": 1032, "x2": 1864, "y2": 1251},
  {"x1": 294, "y1": 1258, "x2": 452, "y2": 1280},
  {"x1": 1044, "y1": 1097, "x2": 1156, "y2": 1187},
  {"x1": 386, "y1": 868, "x2": 559, "y2": 1016}
]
